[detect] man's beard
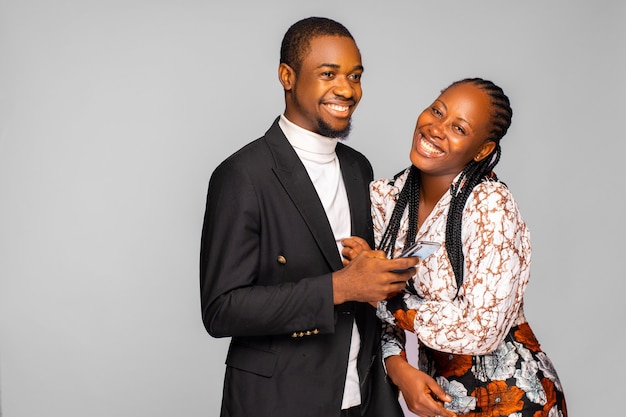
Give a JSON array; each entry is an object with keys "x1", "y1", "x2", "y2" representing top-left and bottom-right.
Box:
[{"x1": 317, "y1": 118, "x2": 352, "y2": 139}]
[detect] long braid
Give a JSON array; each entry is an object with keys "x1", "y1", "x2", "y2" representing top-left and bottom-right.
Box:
[
  {"x1": 444, "y1": 78, "x2": 512, "y2": 296},
  {"x1": 446, "y1": 145, "x2": 502, "y2": 292},
  {"x1": 378, "y1": 166, "x2": 420, "y2": 257}
]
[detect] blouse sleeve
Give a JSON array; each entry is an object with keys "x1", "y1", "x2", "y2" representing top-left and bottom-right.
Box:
[
  {"x1": 381, "y1": 321, "x2": 407, "y2": 359},
  {"x1": 376, "y1": 182, "x2": 532, "y2": 355},
  {"x1": 370, "y1": 176, "x2": 400, "y2": 248}
]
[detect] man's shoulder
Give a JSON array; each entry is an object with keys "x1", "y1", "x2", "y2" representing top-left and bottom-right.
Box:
[
  {"x1": 336, "y1": 142, "x2": 373, "y2": 176},
  {"x1": 226, "y1": 136, "x2": 269, "y2": 161},
  {"x1": 210, "y1": 121, "x2": 284, "y2": 180},
  {"x1": 338, "y1": 140, "x2": 371, "y2": 159},
  {"x1": 219, "y1": 122, "x2": 281, "y2": 163},
  {"x1": 212, "y1": 139, "x2": 269, "y2": 183}
]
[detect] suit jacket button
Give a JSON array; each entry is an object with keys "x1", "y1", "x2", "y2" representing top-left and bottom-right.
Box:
[{"x1": 277, "y1": 255, "x2": 287, "y2": 264}]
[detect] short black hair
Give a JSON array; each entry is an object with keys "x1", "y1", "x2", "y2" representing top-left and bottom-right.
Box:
[{"x1": 280, "y1": 17, "x2": 354, "y2": 73}]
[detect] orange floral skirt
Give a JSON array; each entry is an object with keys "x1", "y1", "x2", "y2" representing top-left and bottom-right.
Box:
[{"x1": 420, "y1": 323, "x2": 567, "y2": 417}]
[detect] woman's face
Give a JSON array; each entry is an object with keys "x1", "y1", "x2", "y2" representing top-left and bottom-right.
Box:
[{"x1": 410, "y1": 82, "x2": 496, "y2": 179}]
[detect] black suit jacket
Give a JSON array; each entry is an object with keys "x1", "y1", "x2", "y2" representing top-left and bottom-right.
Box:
[{"x1": 200, "y1": 119, "x2": 403, "y2": 417}]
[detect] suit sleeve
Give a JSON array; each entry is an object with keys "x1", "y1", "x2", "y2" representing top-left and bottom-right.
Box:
[{"x1": 199, "y1": 158, "x2": 335, "y2": 339}]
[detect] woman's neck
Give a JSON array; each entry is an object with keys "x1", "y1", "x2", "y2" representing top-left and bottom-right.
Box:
[{"x1": 417, "y1": 172, "x2": 456, "y2": 226}]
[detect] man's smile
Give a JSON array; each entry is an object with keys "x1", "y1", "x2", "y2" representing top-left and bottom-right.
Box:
[{"x1": 323, "y1": 102, "x2": 352, "y2": 117}]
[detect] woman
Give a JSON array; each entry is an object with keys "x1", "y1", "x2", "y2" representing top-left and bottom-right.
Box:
[{"x1": 345, "y1": 78, "x2": 567, "y2": 417}]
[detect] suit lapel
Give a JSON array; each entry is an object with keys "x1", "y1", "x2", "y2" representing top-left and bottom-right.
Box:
[
  {"x1": 336, "y1": 143, "x2": 380, "y2": 376},
  {"x1": 265, "y1": 121, "x2": 344, "y2": 271},
  {"x1": 336, "y1": 144, "x2": 371, "y2": 245}
]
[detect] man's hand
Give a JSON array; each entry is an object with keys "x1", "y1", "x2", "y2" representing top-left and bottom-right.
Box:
[
  {"x1": 341, "y1": 236, "x2": 371, "y2": 265},
  {"x1": 332, "y1": 248, "x2": 418, "y2": 304},
  {"x1": 385, "y1": 355, "x2": 456, "y2": 417}
]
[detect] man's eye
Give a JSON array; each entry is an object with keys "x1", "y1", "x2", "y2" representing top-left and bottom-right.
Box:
[
  {"x1": 349, "y1": 73, "x2": 362, "y2": 81},
  {"x1": 454, "y1": 125, "x2": 466, "y2": 135},
  {"x1": 431, "y1": 107, "x2": 442, "y2": 117},
  {"x1": 321, "y1": 71, "x2": 334, "y2": 78}
]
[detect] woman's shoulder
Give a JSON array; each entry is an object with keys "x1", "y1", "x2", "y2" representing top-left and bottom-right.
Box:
[
  {"x1": 469, "y1": 179, "x2": 526, "y2": 223},
  {"x1": 371, "y1": 167, "x2": 411, "y2": 197},
  {"x1": 471, "y1": 178, "x2": 516, "y2": 203},
  {"x1": 372, "y1": 167, "x2": 411, "y2": 189}
]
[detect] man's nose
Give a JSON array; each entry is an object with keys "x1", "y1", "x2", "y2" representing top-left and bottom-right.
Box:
[{"x1": 332, "y1": 76, "x2": 355, "y2": 98}]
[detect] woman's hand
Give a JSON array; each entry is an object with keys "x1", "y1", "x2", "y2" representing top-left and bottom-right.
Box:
[
  {"x1": 385, "y1": 355, "x2": 457, "y2": 417},
  {"x1": 341, "y1": 236, "x2": 372, "y2": 266}
]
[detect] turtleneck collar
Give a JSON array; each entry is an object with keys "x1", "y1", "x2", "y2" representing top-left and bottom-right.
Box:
[{"x1": 278, "y1": 115, "x2": 338, "y2": 163}]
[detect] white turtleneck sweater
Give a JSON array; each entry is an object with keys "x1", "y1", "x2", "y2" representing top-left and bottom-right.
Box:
[{"x1": 278, "y1": 115, "x2": 361, "y2": 410}]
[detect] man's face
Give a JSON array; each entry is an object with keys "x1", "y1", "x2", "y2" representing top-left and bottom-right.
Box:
[{"x1": 281, "y1": 35, "x2": 363, "y2": 138}]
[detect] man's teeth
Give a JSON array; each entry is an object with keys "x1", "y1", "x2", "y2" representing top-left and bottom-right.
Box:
[{"x1": 326, "y1": 103, "x2": 349, "y2": 112}]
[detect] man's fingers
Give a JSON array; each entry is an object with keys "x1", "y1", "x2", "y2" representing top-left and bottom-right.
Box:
[
  {"x1": 389, "y1": 256, "x2": 420, "y2": 271},
  {"x1": 363, "y1": 249, "x2": 387, "y2": 260},
  {"x1": 341, "y1": 236, "x2": 371, "y2": 252}
]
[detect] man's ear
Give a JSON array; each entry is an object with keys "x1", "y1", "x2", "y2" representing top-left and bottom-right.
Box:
[
  {"x1": 474, "y1": 140, "x2": 497, "y2": 162},
  {"x1": 278, "y1": 63, "x2": 295, "y2": 91}
]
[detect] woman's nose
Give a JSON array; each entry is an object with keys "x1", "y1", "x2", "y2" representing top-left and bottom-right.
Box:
[{"x1": 429, "y1": 122, "x2": 444, "y2": 139}]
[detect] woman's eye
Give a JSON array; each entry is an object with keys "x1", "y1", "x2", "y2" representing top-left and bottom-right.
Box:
[
  {"x1": 454, "y1": 125, "x2": 466, "y2": 135},
  {"x1": 431, "y1": 107, "x2": 442, "y2": 117}
]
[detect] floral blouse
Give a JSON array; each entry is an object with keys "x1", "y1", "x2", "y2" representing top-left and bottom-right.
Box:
[{"x1": 371, "y1": 168, "x2": 532, "y2": 358}]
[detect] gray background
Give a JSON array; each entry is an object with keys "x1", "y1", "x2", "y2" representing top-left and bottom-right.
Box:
[{"x1": 1, "y1": 0, "x2": 624, "y2": 416}]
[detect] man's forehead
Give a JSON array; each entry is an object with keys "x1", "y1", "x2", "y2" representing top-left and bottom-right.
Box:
[{"x1": 304, "y1": 36, "x2": 362, "y2": 66}]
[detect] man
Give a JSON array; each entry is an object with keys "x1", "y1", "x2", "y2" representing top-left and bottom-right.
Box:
[{"x1": 200, "y1": 17, "x2": 418, "y2": 417}]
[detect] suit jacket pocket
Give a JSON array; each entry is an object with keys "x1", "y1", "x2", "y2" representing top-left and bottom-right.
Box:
[{"x1": 226, "y1": 341, "x2": 278, "y2": 378}]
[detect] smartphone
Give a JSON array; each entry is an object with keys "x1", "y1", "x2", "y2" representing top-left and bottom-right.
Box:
[{"x1": 396, "y1": 240, "x2": 441, "y2": 260}]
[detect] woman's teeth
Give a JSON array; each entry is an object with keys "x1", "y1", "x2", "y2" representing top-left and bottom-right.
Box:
[{"x1": 420, "y1": 136, "x2": 443, "y2": 155}]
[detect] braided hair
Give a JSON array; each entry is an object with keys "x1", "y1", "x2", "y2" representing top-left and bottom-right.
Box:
[{"x1": 378, "y1": 78, "x2": 513, "y2": 296}]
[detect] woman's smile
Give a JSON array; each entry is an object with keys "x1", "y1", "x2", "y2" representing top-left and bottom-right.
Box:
[{"x1": 416, "y1": 132, "x2": 444, "y2": 157}]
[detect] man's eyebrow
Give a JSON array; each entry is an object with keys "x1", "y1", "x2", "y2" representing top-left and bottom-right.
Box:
[
  {"x1": 316, "y1": 63, "x2": 364, "y2": 71},
  {"x1": 317, "y1": 63, "x2": 340, "y2": 69}
]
